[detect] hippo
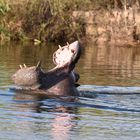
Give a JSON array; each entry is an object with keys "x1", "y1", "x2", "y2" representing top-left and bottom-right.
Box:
[{"x1": 11, "y1": 41, "x2": 81, "y2": 96}]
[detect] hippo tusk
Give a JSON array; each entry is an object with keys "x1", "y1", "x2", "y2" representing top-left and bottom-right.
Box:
[
  {"x1": 23, "y1": 64, "x2": 27, "y2": 68},
  {"x1": 36, "y1": 61, "x2": 41, "y2": 68},
  {"x1": 67, "y1": 42, "x2": 70, "y2": 50},
  {"x1": 19, "y1": 65, "x2": 23, "y2": 69},
  {"x1": 58, "y1": 45, "x2": 62, "y2": 50},
  {"x1": 67, "y1": 42, "x2": 70, "y2": 46}
]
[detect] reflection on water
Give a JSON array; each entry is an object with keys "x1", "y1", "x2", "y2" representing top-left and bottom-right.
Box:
[
  {"x1": 78, "y1": 43, "x2": 140, "y2": 86},
  {"x1": 0, "y1": 42, "x2": 140, "y2": 140}
]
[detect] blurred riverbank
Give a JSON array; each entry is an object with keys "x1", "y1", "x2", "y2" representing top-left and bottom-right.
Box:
[{"x1": 1, "y1": 0, "x2": 140, "y2": 46}]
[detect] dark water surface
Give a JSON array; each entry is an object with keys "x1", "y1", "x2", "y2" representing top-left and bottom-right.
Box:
[{"x1": 0, "y1": 42, "x2": 140, "y2": 140}]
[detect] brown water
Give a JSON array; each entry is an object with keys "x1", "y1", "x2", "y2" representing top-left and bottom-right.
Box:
[{"x1": 0, "y1": 42, "x2": 140, "y2": 140}]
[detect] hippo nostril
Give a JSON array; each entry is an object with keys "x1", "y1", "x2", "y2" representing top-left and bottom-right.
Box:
[{"x1": 71, "y1": 49, "x2": 75, "y2": 53}]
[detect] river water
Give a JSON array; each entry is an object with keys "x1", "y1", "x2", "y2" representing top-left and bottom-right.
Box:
[{"x1": 0, "y1": 42, "x2": 140, "y2": 140}]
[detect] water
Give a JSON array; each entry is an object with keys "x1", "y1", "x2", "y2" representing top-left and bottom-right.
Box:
[{"x1": 0, "y1": 42, "x2": 140, "y2": 140}]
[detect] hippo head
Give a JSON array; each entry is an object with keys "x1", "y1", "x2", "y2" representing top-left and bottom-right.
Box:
[
  {"x1": 51, "y1": 41, "x2": 81, "y2": 83},
  {"x1": 11, "y1": 41, "x2": 81, "y2": 93}
]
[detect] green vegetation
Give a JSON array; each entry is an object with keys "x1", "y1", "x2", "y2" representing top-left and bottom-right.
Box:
[
  {"x1": 0, "y1": 0, "x2": 87, "y2": 43},
  {"x1": 0, "y1": 0, "x2": 140, "y2": 44}
]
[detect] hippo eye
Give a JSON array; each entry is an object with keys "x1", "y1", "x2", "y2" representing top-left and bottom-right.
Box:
[{"x1": 71, "y1": 49, "x2": 75, "y2": 53}]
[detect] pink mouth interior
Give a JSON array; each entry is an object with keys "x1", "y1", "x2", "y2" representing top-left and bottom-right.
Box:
[{"x1": 53, "y1": 45, "x2": 76, "y2": 67}]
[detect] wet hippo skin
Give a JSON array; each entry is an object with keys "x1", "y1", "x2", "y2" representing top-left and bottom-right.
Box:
[{"x1": 11, "y1": 41, "x2": 81, "y2": 96}]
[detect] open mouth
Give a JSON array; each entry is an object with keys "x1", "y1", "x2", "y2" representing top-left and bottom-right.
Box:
[
  {"x1": 53, "y1": 41, "x2": 81, "y2": 68},
  {"x1": 11, "y1": 41, "x2": 81, "y2": 90}
]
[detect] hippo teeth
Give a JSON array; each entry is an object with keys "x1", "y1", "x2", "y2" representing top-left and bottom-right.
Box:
[
  {"x1": 19, "y1": 64, "x2": 27, "y2": 69},
  {"x1": 23, "y1": 64, "x2": 27, "y2": 68},
  {"x1": 67, "y1": 42, "x2": 70, "y2": 48},
  {"x1": 19, "y1": 65, "x2": 23, "y2": 69},
  {"x1": 58, "y1": 45, "x2": 62, "y2": 50}
]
